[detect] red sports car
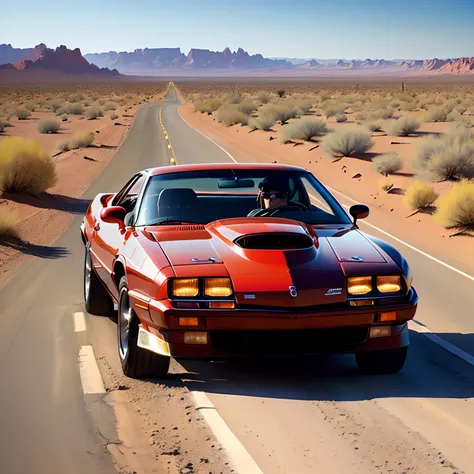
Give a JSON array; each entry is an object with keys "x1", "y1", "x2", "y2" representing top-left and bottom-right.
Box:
[{"x1": 81, "y1": 163, "x2": 418, "y2": 378}]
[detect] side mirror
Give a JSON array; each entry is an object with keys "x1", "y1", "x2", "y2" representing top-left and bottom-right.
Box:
[
  {"x1": 349, "y1": 204, "x2": 369, "y2": 225},
  {"x1": 100, "y1": 206, "x2": 126, "y2": 230}
]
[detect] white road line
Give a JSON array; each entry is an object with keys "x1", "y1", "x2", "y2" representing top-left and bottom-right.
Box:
[
  {"x1": 191, "y1": 391, "x2": 263, "y2": 474},
  {"x1": 78, "y1": 345, "x2": 106, "y2": 394},
  {"x1": 409, "y1": 320, "x2": 474, "y2": 367},
  {"x1": 178, "y1": 109, "x2": 238, "y2": 163},
  {"x1": 73, "y1": 312, "x2": 87, "y2": 332},
  {"x1": 178, "y1": 105, "x2": 474, "y2": 283}
]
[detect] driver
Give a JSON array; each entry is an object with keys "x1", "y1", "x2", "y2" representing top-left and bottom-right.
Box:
[{"x1": 247, "y1": 176, "x2": 291, "y2": 216}]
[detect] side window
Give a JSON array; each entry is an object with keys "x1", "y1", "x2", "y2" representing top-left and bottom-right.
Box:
[{"x1": 117, "y1": 174, "x2": 146, "y2": 214}]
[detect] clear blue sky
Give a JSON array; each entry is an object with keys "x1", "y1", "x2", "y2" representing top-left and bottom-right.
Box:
[{"x1": 1, "y1": 0, "x2": 473, "y2": 59}]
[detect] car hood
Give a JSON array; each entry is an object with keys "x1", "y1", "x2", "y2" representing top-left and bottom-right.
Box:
[{"x1": 147, "y1": 218, "x2": 395, "y2": 308}]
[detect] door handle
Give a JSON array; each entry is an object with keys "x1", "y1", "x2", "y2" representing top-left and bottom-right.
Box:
[{"x1": 94, "y1": 224, "x2": 100, "y2": 231}]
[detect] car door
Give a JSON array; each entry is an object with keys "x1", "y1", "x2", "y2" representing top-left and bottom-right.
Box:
[{"x1": 91, "y1": 173, "x2": 147, "y2": 297}]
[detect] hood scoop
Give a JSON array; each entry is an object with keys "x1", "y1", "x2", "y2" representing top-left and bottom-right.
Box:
[{"x1": 234, "y1": 232, "x2": 313, "y2": 250}]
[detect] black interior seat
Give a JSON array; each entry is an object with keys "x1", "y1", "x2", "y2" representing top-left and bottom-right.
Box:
[{"x1": 157, "y1": 188, "x2": 198, "y2": 219}]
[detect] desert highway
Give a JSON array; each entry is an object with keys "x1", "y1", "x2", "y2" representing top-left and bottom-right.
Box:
[{"x1": 1, "y1": 84, "x2": 474, "y2": 474}]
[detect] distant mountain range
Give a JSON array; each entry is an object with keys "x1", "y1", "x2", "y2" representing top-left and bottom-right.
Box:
[
  {"x1": 0, "y1": 43, "x2": 119, "y2": 76},
  {"x1": 0, "y1": 43, "x2": 473, "y2": 77},
  {"x1": 83, "y1": 47, "x2": 293, "y2": 74}
]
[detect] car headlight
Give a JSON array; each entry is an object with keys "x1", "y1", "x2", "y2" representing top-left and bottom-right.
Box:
[
  {"x1": 376, "y1": 275, "x2": 401, "y2": 293},
  {"x1": 204, "y1": 278, "x2": 233, "y2": 297},
  {"x1": 347, "y1": 276, "x2": 372, "y2": 295},
  {"x1": 172, "y1": 278, "x2": 199, "y2": 297}
]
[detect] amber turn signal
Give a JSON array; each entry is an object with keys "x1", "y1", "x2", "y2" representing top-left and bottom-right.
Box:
[
  {"x1": 204, "y1": 278, "x2": 233, "y2": 297},
  {"x1": 379, "y1": 311, "x2": 397, "y2": 322},
  {"x1": 179, "y1": 317, "x2": 199, "y2": 326},
  {"x1": 172, "y1": 278, "x2": 199, "y2": 297},
  {"x1": 208, "y1": 301, "x2": 235, "y2": 309}
]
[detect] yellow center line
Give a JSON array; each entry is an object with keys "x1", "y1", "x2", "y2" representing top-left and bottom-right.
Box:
[{"x1": 159, "y1": 106, "x2": 178, "y2": 165}]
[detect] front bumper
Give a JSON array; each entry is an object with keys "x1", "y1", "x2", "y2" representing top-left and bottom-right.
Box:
[{"x1": 136, "y1": 287, "x2": 418, "y2": 358}]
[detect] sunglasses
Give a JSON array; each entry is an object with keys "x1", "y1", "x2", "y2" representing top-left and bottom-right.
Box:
[{"x1": 260, "y1": 191, "x2": 288, "y2": 199}]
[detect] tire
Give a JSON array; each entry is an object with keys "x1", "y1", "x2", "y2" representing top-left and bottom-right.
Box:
[
  {"x1": 355, "y1": 346, "x2": 407, "y2": 374},
  {"x1": 84, "y1": 246, "x2": 112, "y2": 316},
  {"x1": 117, "y1": 276, "x2": 170, "y2": 378}
]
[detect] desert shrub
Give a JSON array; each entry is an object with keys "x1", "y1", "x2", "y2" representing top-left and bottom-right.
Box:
[
  {"x1": 413, "y1": 129, "x2": 474, "y2": 180},
  {"x1": 256, "y1": 92, "x2": 271, "y2": 104},
  {"x1": 194, "y1": 99, "x2": 221, "y2": 114},
  {"x1": 372, "y1": 152, "x2": 403, "y2": 176},
  {"x1": 367, "y1": 120, "x2": 384, "y2": 132},
  {"x1": 25, "y1": 102, "x2": 38, "y2": 111},
  {"x1": 435, "y1": 179, "x2": 474, "y2": 235},
  {"x1": 404, "y1": 181, "x2": 439, "y2": 211},
  {"x1": 15, "y1": 106, "x2": 31, "y2": 120},
  {"x1": 387, "y1": 117, "x2": 420, "y2": 136},
  {"x1": 224, "y1": 93, "x2": 243, "y2": 104},
  {"x1": 379, "y1": 179, "x2": 394, "y2": 193},
  {"x1": 216, "y1": 106, "x2": 247, "y2": 126},
  {"x1": 110, "y1": 113, "x2": 119, "y2": 120},
  {"x1": 49, "y1": 100, "x2": 62, "y2": 113},
  {"x1": 0, "y1": 210, "x2": 18, "y2": 239},
  {"x1": 424, "y1": 106, "x2": 449, "y2": 122},
  {"x1": 323, "y1": 102, "x2": 347, "y2": 119},
  {"x1": 56, "y1": 107, "x2": 67, "y2": 116},
  {"x1": 69, "y1": 131, "x2": 95, "y2": 149},
  {"x1": 322, "y1": 128, "x2": 374, "y2": 157},
  {"x1": 264, "y1": 103, "x2": 298, "y2": 124},
  {"x1": 0, "y1": 122, "x2": 5, "y2": 133},
  {"x1": 85, "y1": 107, "x2": 104, "y2": 120},
  {"x1": 248, "y1": 114, "x2": 276, "y2": 131},
  {"x1": 104, "y1": 101, "x2": 118, "y2": 111},
  {"x1": 68, "y1": 94, "x2": 83, "y2": 103},
  {"x1": 0, "y1": 137, "x2": 57, "y2": 193},
  {"x1": 279, "y1": 118, "x2": 329, "y2": 144},
  {"x1": 288, "y1": 99, "x2": 313, "y2": 116},
  {"x1": 277, "y1": 89, "x2": 285, "y2": 98},
  {"x1": 37, "y1": 118, "x2": 61, "y2": 134},
  {"x1": 66, "y1": 103, "x2": 85, "y2": 115},
  {"x1": 335, "y1": 114, "x2": 347, "y2": 123},
  {"x1": 237, "y1": 100, "x2": 258, "y2": 115}
]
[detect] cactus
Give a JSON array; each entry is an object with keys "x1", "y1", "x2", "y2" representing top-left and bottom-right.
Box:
[{"x1": 401, "y1": 81, "x2": 406, "y2": 93}]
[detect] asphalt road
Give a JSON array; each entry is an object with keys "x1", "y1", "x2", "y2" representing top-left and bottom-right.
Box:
[{"x1": 1, "y1": 83, "x2": 474, "y2": 474}]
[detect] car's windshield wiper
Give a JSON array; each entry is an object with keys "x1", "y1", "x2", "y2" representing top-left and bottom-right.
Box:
[{"x1": 147, "y1": 218, "x2": 200, "y2": 226}]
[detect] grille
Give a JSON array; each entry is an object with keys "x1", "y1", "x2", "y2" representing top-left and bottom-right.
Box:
[
  {"x1": 209, "y1": 327, "x2": 368, "y2": 354},
  {"x1": 234, "y1": 232, "x2": 313, "y2": 250}
]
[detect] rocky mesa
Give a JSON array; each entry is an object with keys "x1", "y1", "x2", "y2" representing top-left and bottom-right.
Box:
[{"x1": 1, "y1": 44, "x2": 120, "y2": 76}]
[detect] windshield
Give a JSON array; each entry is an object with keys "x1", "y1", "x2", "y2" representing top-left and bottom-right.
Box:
[{"x1": 135, "y1": 169, "x2": 351, "y2": 226}]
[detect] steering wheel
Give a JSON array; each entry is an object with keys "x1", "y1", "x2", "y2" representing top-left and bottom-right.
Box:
[{"x1": 250, "y1": 201, "x2": 308, "y2": 217}]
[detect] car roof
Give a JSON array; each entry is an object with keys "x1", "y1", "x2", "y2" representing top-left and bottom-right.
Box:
[{"x1": 144, "y1": 162, "x2": 309, "y2": 176}]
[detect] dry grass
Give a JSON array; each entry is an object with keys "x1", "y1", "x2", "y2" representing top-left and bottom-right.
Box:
[
  {"x1": 322, "y1": 128, "x2": 374, "y2": 157},
  {"x1": 15, "y1": 106, "x2": 31, "y2": 120},
  {"x1": 372, "y1": 152, "x2": 403, "y2": 176},
  {"x1": 37, "y1": 118, "x2": 61, "y2": 134},
  {"x1": 435, "y1": 179, "x2": 474, "y2": 236},
  {"x1": 279, "y1": 118, "x2": 329, "y2": 144},
  {"x1": 0, "y1": 137, "x2": 57, "y2": 193},
  {"x1": 59, "y1": 131, "x2": 95, "y2": 152},
  {"x1": 413, "y1": 129, "x2": 474, "y2": 181},
  {"x1": 85, "y1": 106, "x2": 104, "y2": 120},
  {"x1": 404, "y1": 181, "x2": 439, "y2": 213},
  {"x1": 216, "y1": 106, "x2": 248, "y2": 126},
  {"x1": 0, "y1": 209, "x2": 18, "y2": 239},
  {"x1": 387, "y1": 117, "x2": 420, "y2": 137}
]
